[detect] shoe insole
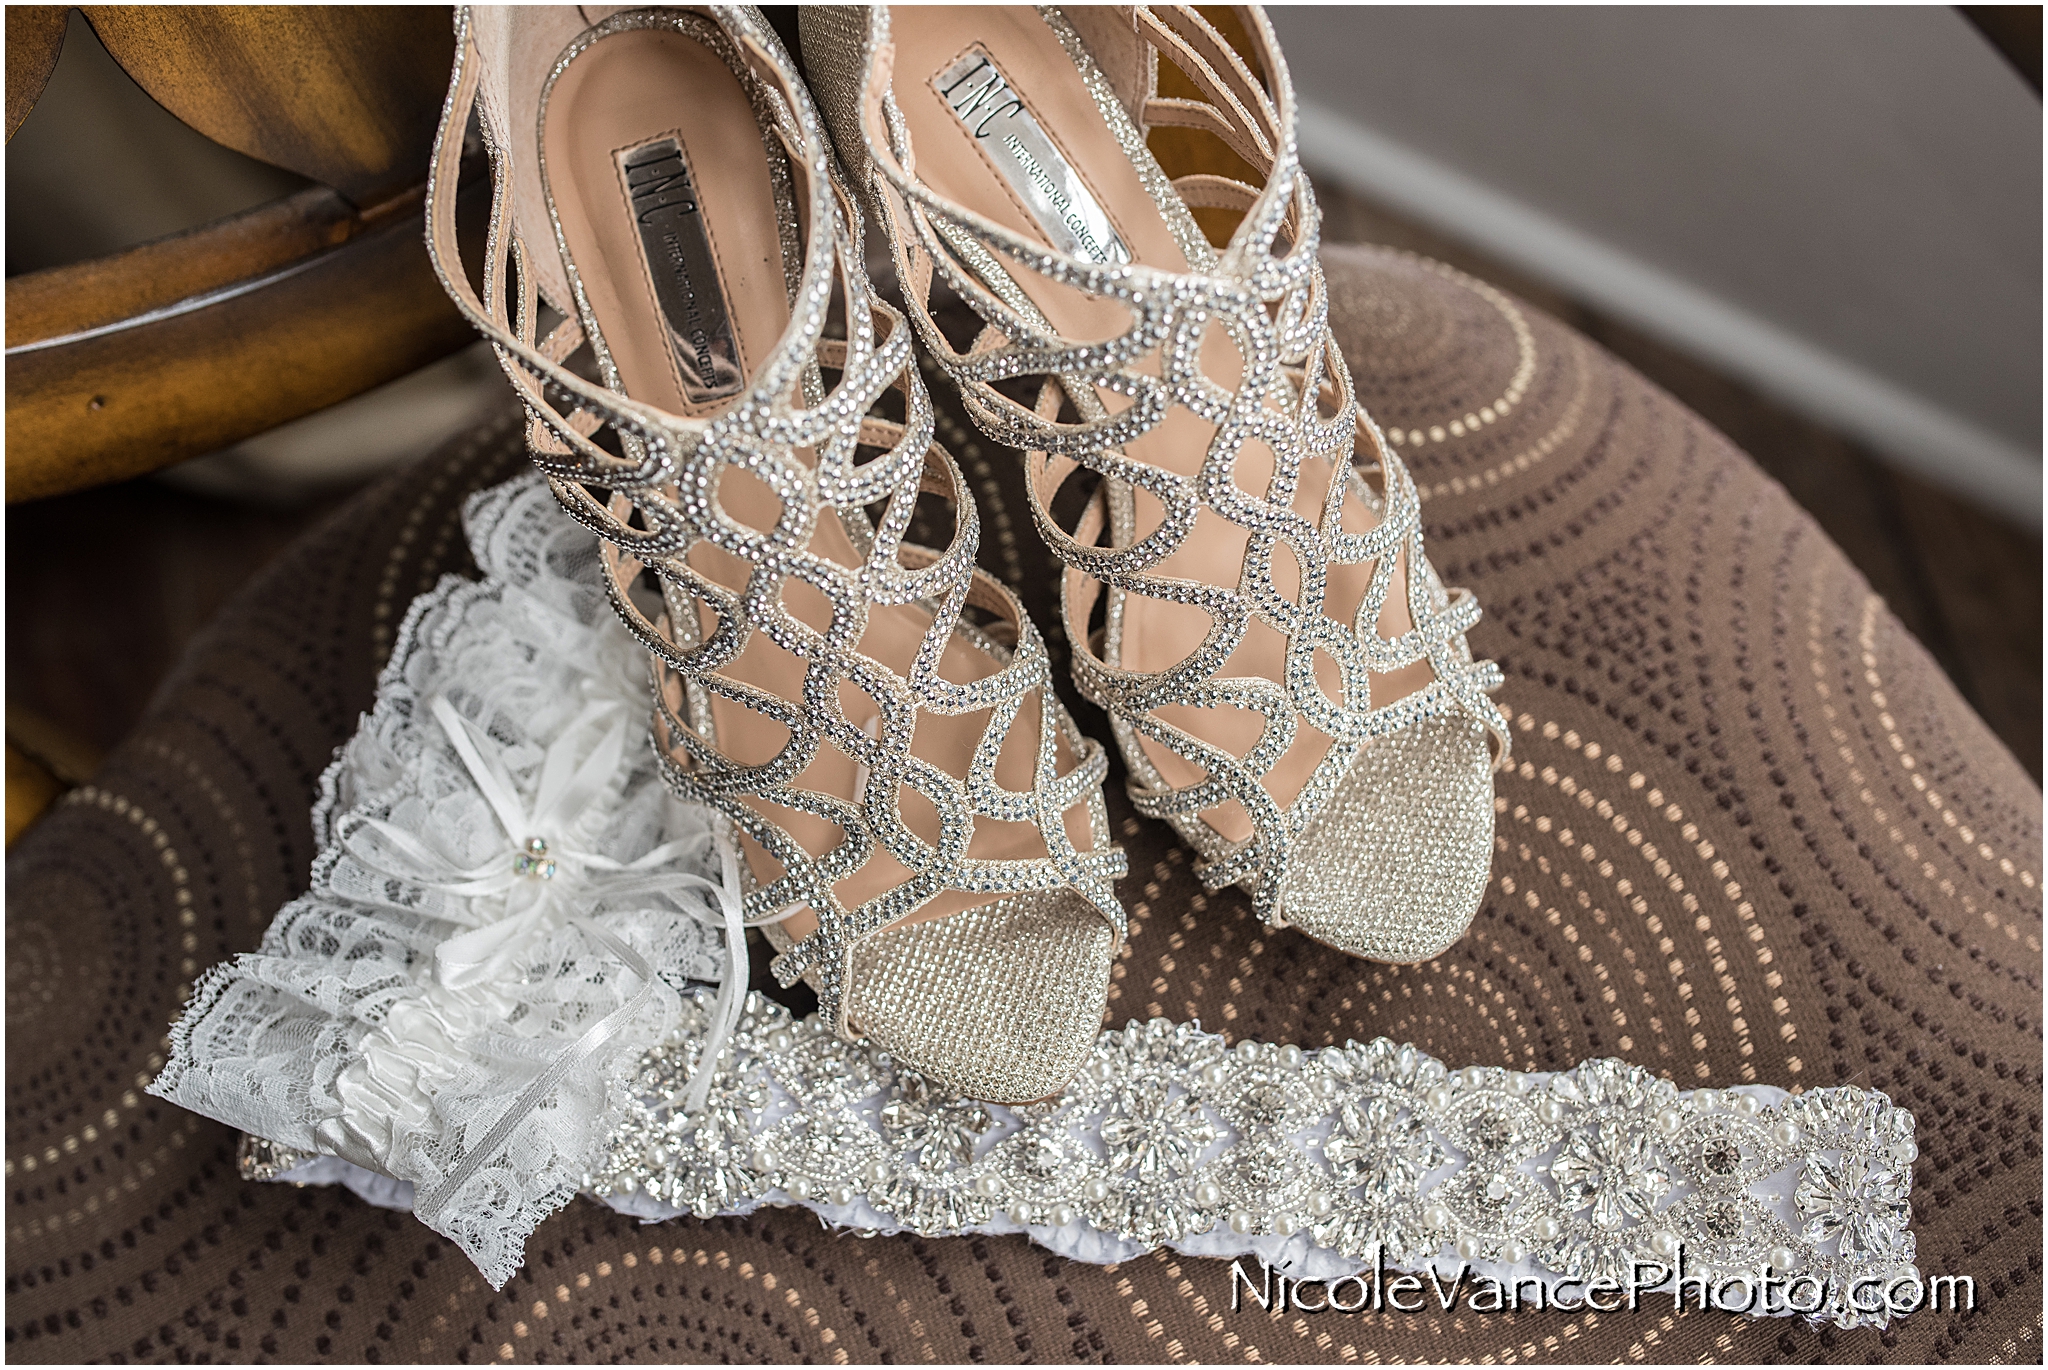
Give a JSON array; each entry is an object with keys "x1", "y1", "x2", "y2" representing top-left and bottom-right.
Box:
[
  {"x1": 542, "y1": 21, "x2": 1094, "y2": 940},
  {"x1": 887, "y1": 7, "x2": 1434, "y2": 845}
]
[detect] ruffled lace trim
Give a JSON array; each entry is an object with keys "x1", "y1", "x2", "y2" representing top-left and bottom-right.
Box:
[{"x1": 152, "y1": 475, "x2": 732, "y2": 1288}]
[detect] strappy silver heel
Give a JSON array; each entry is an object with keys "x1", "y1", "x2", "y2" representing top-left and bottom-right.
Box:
[
  {"x1": 801, "y1": 4, "x2": 1508, "y2": 962},
  {"x1": 426, "y1": 5, "x2": 1127, "y2": 1101}
]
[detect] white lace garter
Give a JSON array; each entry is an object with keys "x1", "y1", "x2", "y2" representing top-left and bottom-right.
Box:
[
  {"x1": 151, "y1": 475, "x2": 739, "y2": 1289},
  {"x1": 158, "y1": 475, "x2": 1920, "y2": 1325}
]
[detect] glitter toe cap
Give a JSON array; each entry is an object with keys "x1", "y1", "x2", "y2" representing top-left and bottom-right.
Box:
[
  {"x1": 849, "y1": 890, "x2": 1117, "y2": 1104},
  {"x1": 1275, "y1": 716, "x2": 1496, "y2": 963}
]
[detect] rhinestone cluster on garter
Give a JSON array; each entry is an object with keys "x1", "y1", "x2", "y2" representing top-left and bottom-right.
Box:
[
  {"x1": 567, "y1": 989, "x2": 1919, "y2": 1330},
  {"x1": 842, "y1": 6, "x2": 1510, "y2": 923},
  {"x1": 512, "y1": 835, "x2": 556, "y2": 880}
]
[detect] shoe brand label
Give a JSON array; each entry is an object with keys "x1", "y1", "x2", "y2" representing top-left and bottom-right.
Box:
[
  {"x1": 931, "y1": 46, "x2": 1132, "y2": 267},
  {"x1": 617, "y1": 137, "x2": 746, "y2": 405}
]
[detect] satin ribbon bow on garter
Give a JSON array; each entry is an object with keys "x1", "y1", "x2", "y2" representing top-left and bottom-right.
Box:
[{"x1": 336, "y1": 694, "x2": 752, "y2": 1218}]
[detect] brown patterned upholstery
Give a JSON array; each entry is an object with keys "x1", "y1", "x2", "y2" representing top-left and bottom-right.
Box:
[{"x1": 8, "y1": 245, "x2": 2039, "y2": 1363}]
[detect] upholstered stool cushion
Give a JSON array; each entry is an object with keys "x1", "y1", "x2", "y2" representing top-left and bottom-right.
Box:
[{"x1": 8, "y1": 245, "x2": 2038, "y2": 1363}]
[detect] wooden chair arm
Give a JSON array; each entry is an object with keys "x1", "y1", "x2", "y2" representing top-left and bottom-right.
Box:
[
  {"x1": 5, "y1": 6, "x2": 486, "y2": 503},
  {"x1": 5, "y1": 6, "x2": 68, "y2": 141},
  {"x1": 81, "y1": 5, "x2": 456, "y2": 207},
  {"x1": 5, "y1": 169, "x2": 491, "y2": 503}
]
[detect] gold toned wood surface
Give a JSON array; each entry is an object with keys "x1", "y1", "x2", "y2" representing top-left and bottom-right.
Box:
[
  {"x1": 4, "y1": 705, "x2": 104, "y2": 848},
  {"x1": 4, "y1": 5, "x2": 68, "y2": 141},
  {"x1": 5, "y1": 174, "x2": 488, "y2": 503},
  {"x1": 5, "y1": 745, "x2": 65, "y2": 847},
  {"x1": 81, "y1": 5, "x2": 455, "y2": 208},
  {"x1": 5, "y1": 185, "x2": 364, "y2": 349}
]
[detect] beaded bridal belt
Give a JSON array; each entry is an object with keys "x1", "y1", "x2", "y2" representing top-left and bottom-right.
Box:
[
  {"x1": 154, "y1": 473, "x2": 1918, "y2": 1328},
  {"x1": 256, "y1": 992, "x2": 1919, "y2": 1329}
]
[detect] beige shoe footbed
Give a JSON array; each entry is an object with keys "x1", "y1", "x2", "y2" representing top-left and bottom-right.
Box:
[
  {"x1": 880, "y1": 7, "x2": 1437, "y2": 849},
  {"x1": 529, "y1": 14, "x2": 1115, "y2": 1097}
]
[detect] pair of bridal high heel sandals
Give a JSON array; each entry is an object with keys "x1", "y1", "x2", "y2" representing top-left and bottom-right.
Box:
[{"x1": 427, "y1": 4, "x2": 1509, "y2": 1105}]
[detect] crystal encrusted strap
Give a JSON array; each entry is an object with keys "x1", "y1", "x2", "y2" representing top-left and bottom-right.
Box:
[
  {"x1": 563, "y1": 990, "x2": 1918, "y2": 1329},
  {"x1": 426, "y1": 7, "x2": 1128, "y2": 1035},
  {"x1": 841, "y1": 5, "x2": 1512, "y2": 919}
]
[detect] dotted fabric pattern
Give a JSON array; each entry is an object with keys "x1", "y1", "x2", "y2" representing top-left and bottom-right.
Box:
[{"x1": 7, "y1": 246, "x2": 2039, "y2": 1363}]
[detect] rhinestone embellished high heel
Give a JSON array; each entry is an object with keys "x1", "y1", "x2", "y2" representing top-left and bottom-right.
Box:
[
  {"x1": 801, "y1": 5, "x2": 1509, "y2": 962},
  {"x1": 425, "y1": 5, "x2": 1128, "y2": 1102}
]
